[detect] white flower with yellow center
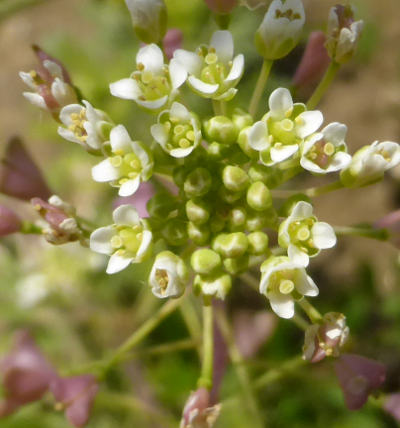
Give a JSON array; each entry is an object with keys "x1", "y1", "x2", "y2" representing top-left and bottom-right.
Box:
[
  {"x1": 260, "y1": 256, "x2": 319, "y2": 319},
  {"x1": 300, "y1": 122, "x2": 352, "y2": 174},
  {"x1": 341, "y1": 141, "x2": 400, "y2": 188},
  {"x1": 90, "y1": 205, "x2": 152, "y2": 274},
  {"x1": 248, "y1": 88, "x2": 323, "y2": 165},
  {"x1": 149, "y1": 251, "x2": 188, "y2": 298},
  {"x1": 58, "y1": 100, "x2": 113, "y2": 152},
  {"x1": 110, "y1": 44, "x2": 186, "y2": 110},
  {"x1": 151, "y1": 102, "x2": 202, "y2": 158},
  {"x1": 92, "y1": 125, "x2": 153, "y2": 197},
  {"x1": 278, "y1": 201, "x2": 336, "y2": 267},
  {"x1": 173, "y1": 30, "x2": 244, "y2": 101}
]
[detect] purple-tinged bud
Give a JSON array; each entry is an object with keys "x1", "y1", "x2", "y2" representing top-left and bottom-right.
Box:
[
  {"x1": 0, "y1": 137, "x2": 51, "y2": 201},
  {"x1": 374, "y1": 210, "x2": 400, "y2": 248},
  {"x1": 163, "y1": 28, "x2": 183, "y2": 60},
  {"x1": 51, "y1": 375, "x2": 99, "y2": 428},
  {"x1": 32, "y1": 44, "x2": 72, "y2": 84},
  {"x1": 293, "y1": 31, "x2": 330, "y2": 97},
  {"x1": 335, "y1": 354, "x2": 386, "y2": 410},
  {"x1": 0, "y1": 331, "x2": 56, "y2": 417},
  {"x1": 204, "y1": 0, "x2": 237, "y2": 14},
  {"x1": 303, "y1": 312, "x2": 349, "y2": 363},
  {"x1": 180, "y1": 388, "x2": 221, "y2": 428},
  {"x1": 0, "y1": 205, "x2": 22, "y2": 236},
  {"x1": 384, "y1": 393, "x2": 400, "y2": 421}
]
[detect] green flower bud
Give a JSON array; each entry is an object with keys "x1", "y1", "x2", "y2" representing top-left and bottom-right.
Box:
[
  {"x1": 188, "y1": 221, "x2": 211, "y2": 245},
  {"x1": 212, "y1": 232, "x2": 248, "y2": 258},
  {"x1": 210, "y1": 214, "x2": 226, "y2": 233},
  {"x1": 247, "y1": 231, "x2": 269, "y2": 255},
  {"x1": 248, "y1": 164, "x2": 270, "y2": 183},
  {"x1": 191, "y1": 248, "x2": 221, "y2": 274},
  {"x1": 194, "y1": 272, "x2": 232, "y2": 300},
  {"x1": 207, "y1": 141, "x2": 231, "y2": 160},
  {"x1": 229, "y1": 207, "x2": 247, "y2": 230},
  {"x1": 246, "y1": 181, "x2": 272, "y2": 211},
  {"x1": 222, "y1": 165, "x2": 249, "y2": 192},
  {"x1": 147, "y1": 193, "x2": 178, "y2": 219},
  {"x1": 184, "y1": 168, "x2": 212, "y2": 198},
  {"x1": 238, "y1": 127, "x2": 258, "y2": 160},
  {"x1": 173, "y1": 165, "x2": 187, "y2": 188},
  {"x1": 223, "y1": 254, "x2": 249, "y2": 275},
  {"x1": 125, "y1": 0, "x2": 168, "y2": 44},
  {"x1": 245, "y1": 210, "x2": 268, "y2": 231},
  {"x1": 219, "y1": 187, "x2": 242, "y2": 204},
  {"x1": 204, "y1": 116, "x2": 238, "y2": 145},
  {"x1": 186, "y1": 199, "x2": 211, "y2": 225},
  {"x1": 232, "y1": 108, "x2": 253, "y2": 132},
  {"x1": 162, "y1": 219, "x2": 187, "y2": 246}
]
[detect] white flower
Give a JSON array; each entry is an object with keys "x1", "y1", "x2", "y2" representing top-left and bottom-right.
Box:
[
  {"x1": 110, "y1": 44, "x2": 186, "y2": 110},
  {"x1": 92, "y1": 125, "x2": 153, "y2": 197},
  {"x1": 173, "y1": 30, "x2": 244, "y2": 101},
  {"x1": 255, "y1": 0, "x2": 305, "y2": 60},
  {"x1": 58, "y1": 100, "x2": 113, "y2": 152},
  {"x1": 149, "y1": 251, "x2": 188, "y2": 298},
  {"x1": 341, "y1": 141, "x2": 400, "y2": 188},
  {"x1": 151, "y1": 102, "x2": 202, "y2": 158},
  {"x1": 260, "y1": 256, "x2": 319, "y2": 319},
  {"x1": 20, "y1": 60, "x2": 77, "y2": 112},
  {"x1": 248, "y1": 88, "x2": 323, "y2": 165},
  {"x1": 300, "y1": 122, "x2": 352, "y2": 174},
  {"x1": 278, "y1": 201, "x2": 336, "y2": 267},
  {"x1": 90, "y1": 205, "x2": 152, "y2": 274}
]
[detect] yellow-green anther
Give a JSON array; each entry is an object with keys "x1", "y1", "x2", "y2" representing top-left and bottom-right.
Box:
[
  {"x1": 188, "y1": 222, "x2": 210, "y2": 245},
  {"x1": 204, "y1": 116, "x2": 238, "y2": 145},
  {"x1": 247, "y1": 231, "x2": 269, "y2": 255},
  {"x1": 191, "y1": 248, "x2": 221, "y2": 275},
  {"x1": 186, "y1": 199, "x2": 210, "y2": 225},
  {"x1": 222, "y1": 165, "x2": 249, "y2": 192},
  {"x1": 184, "y1": 168, "x2": 212, "y2": 198},
  {"x1": 212, "y1": 232, "x2": 248, "y2": 258},
  {"x1": 246, "y1": 181, "x2": 272, "y2": 211}
]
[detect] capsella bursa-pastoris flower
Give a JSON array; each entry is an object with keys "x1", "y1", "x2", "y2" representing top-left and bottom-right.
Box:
[{"x1": 15, "y1": 0, "x2": 400, "y2": 425}]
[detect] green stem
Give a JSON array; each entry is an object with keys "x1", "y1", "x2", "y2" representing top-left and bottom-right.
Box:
[
  {"x1": 216, "y1": 308, "x2": 265, "y2": 428},
  {"x1": 198, "y1": 302, "x2": 214, "y2": 390},
  {"x1": 271, "y1": 180, "x2": 344, "y2": 199},
  {"x1": 298, "y1": 298, "x2": 322, "y2": 323},
  {"x1": 249, "y1": 59, "x2": 274, "y2": 118},
  {"x1": 212, "y1": 99, "x2": 222, "y2": 116},
  {"x1": 179, "y1": 298, "x2": 203, "y2": 358},
  {"x1": 240, "y1": 272, "x2": 260, "y2": 291},
  {"x1": 292, "y1": 313, "x2": 310, "y2": 331},
  {"x1": 334, "y1": 225, "x2": 389, "y2": 241},
  {"x1": 306, "y1": 61, "x2": 340, "y2": 110},
  {"x1": 20, "y1": 221, "x2": 43, "y2": 235}
]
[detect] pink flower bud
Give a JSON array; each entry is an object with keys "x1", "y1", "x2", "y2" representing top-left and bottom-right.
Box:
[
  {"x1": 163, "y1": 28, "x2": 183, "y2": 60},
  {"x1": 374, "y1": 210, "x2": 400, "y2": 248},
  {"x1": 384, "y1": 393, "x2": 400, "y2": 421},
  {"x1": 204, "y1": 0, "x2": 237, "y2": 14},
  {"x1": 0, "y1": 331, "x2": 56, "y2": 417},
  {"x1": 32, "y1": 44, "x2": 72, "y2": 84},
  {"x1": 0, "y1": 205, "x2": 22, "y2": 236},
  {"x1": 0, "y1": 137, "x2": 51, "y2": 201},
  {"x1": 51, "y1": 375, "x2": 99, "y2": 428},
  {"x1": 180, "y1": 388, "x2": 221, "y2": 428},
  {"x1": 335, "y1": 354, "x2": 386, "y2": 410},
  {"x1": 292, "y1": 31, "x2": 330, "y2": 97}
]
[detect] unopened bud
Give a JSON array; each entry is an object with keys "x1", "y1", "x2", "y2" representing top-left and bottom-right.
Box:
[
  {"x1": 162, "y1": 219, "x2": 188, "y2": 246},
  {"x1": 194, "y1": 272, "x2": 232, "y2": 300},
  {"x1": 125, "y1": 0, "x2": 168, "y2": 44},
  {"x1": 188, "y1": 221, "x2": 211, "y2": 245},
  {"x1": 229, "y1": 206, "x2": 247, "y2": 229},
  {"x1": 147, "y1": 193, "x2": 178, "y2": 219},
  {"x1": 222, "y1": 165, "x2": 249, "y2": 192},
  {"x1": 247, "y1": 231, "x2": 269, "y2": 255},
  {"x1": 184, "y1": 168, "x2": 212, "y2": 198},
  {"x1": 205, "y1": 116, "x2": 238, "y2": 145},
  {"x1": 238, "y1": 127, "x2": 258, "y2": 160},
  {"x1": 213, "y1": 232, "x2": 248, "y2": 258},
  {"x1": 191, "y1": 249, "x2": 221, "y2": 275},
  {"x1": 248, "y1": 163, "x2": 270, "y2": 183},
  {"x1": 232, "y1": 109, "x2": 253, "y2": 132},
  {"x1": 223, "y1": 254, "x2": 249, "y2": 275},
  {"x1": 204, "y1": 0, "x2": 237, "y2": 14},
  {"x1": 186, "y1": 199, "x2": 211, "y2": 225},
  {"x1": 246, "y1": 181, "x2": 272, "y2": 211}
]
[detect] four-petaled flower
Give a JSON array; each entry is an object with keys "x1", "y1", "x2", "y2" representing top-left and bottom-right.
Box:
[
  {"x1": 151, "y1": 102, "x2": 202, "y2": 158},
  {"x1": 248, "y1": 87, "x2": 323, "y2": 165},
  {"x1": 173, "y1": 30, "x2": 244, "y2": 101},
  {"x1": 90, "y1": 204, "x2": 153, "y2": 274},
  {"x1": 278, "y1": 201, "x2": 336, "y2": 267},
  {"x1": 259, "y1": 256, "x2": 319, "y2": 319},
  {"x1": 110, "y1": 44, "x2": 186, "y2": 110},
  {"x1": 92, "y1": 125, "x2": 153, "y2": 197}
]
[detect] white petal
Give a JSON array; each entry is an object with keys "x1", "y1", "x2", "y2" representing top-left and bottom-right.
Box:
[
  {"x1": 173, "y1": 49, "x2": 203, "y2": 76},
  {"x1": 19, "y1": 72, "x2": 36, "y2": 89},
  {"x1": 210, "y1": 30, "x2": 234, "y2": 64},
  {"x1": 136, "y1": 229, "x2": 152, "y2": 261},
  {"x1": 312, "y1": 222, "x2": 337, "y2": 249},
  {"x1": 136, "y1": 44, "x2": 164, "y2": 73},
  {"x1": 170, "y1": 146, "x2": 195, "y2": 158},
  {"x1": 270, "y1": 144, "x2": 298, "y2": 163},
  {"x1": 151, "y1": 123, "x2": 168, "y2": 145},
  {"x1": 328, "y1": 151, "x2": 352, "y2": 172},
  {"x1": 92, "y1": 159, "x2": 120, "y2": 182},
  {"x1": 110, "y1": 124, "x2": 132, "y2": 153},
  {"x1": 225, "y1": 54, "x2": 244, "y2": 82},
  {"x1": 110, "y1": 78, "x2": 141, "y2": 100},
  {"x1": 106, "y1": 253, "x2": 133, "y2": 274},
  {"x1": 43, "y1": 60, "x2": 63, "y2": 79},
  {"x1": 269, "y1": 88, "x2": 293, "y2": 119},
  {"x1": 169, "y1": 58, "x2": 187, "y2": 89},
  {"x1": 296, "y1": 272, "x2": 319, "y2": 297},
  {"x1": 23, "y1": 92, "x2": 47, "y2": 109},
  {"x1": 119, "y1": 177, "x2": 141, "y2": 197},
  {"x1": 288, "y1": 244, "x2": 309, "y2": 267},
  {"x1": 214, "y1": 87, "x2": 237, "y2": 101},
  {"x1": 136, "y1": 96, "x2": 168, "y2": 110},
  {"x1": 188, "y1": 76, "x2": 219, "y2": 95},
  {"x1": 113, "y1": 204, "x2": 140, "y2": 226},
  {"x1": 57, "y1": 126, "x2": 81, "y2": 145},
  {"x1": 248, "y1": 121, "x2": 269, "y2": 151},
  {"x1": 300, "y1": 157, "x2": 326, "y2": 174},
  {"x1": 83, "y1": 121, "x2": 102, "y2": 149},
  {"x1": 268, "y1": 292, "x2": 295, "y2": 319},
  {"x1": 51, "y1": 78, "x2": 76, "y2": 105},
  {"x1": 322, "y1": 122, "x2": 347, "y2": 144},
  {"x1": 59, "y1": 104, "x2": 83, "y2": 126},
  {"x1": 82, "y1": 100, "x2": 99, "y2": 123},
  {"x1": 90, "y1": 226, "x2": 115, "y2": 255},
  {"x1": 296, "y1": 110, "x2": 324, "y2": 139},
  {"x1": 290, "y1": 201, "x2": 313, "y2": 220},
  {"x1": 170, "y1": 102, "x2": 190, "y2": 121}
]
